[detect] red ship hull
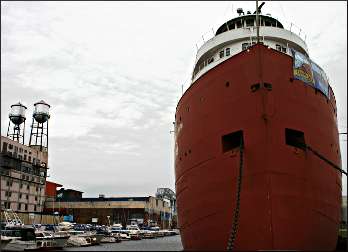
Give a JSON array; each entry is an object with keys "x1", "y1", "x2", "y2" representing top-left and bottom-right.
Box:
[{"x1": 175, "y1": 45, "x2": 342, "y2": 250}]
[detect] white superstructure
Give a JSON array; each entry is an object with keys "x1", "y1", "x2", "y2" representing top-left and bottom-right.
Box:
[{"x1": 192, "y1": 12, "x2": 308, "y2": 84}]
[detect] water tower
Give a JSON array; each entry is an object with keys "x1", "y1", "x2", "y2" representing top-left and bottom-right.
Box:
[
  {"x1": 29, "y1": 100, "x2": 50, "y2": 152},
  {"x1": 6, "y1": 102, "x2": 27, "y2": 144}
]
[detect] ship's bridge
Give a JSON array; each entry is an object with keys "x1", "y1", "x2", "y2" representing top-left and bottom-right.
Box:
[{"x1": 192, "y1": 13, "x2": 308, "y2": 83}]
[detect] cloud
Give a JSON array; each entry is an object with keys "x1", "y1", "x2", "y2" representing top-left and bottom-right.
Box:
[{"x1": 1, "y1": 1, "x2": 346, "y2": 196}]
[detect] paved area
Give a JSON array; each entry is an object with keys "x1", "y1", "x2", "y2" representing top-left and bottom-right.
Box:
[{"x1": 65, "y1": 235, "x2": 183, "y2": 251}]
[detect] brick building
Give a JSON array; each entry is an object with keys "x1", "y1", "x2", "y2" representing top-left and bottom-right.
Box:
[{"x1": 0, "y1": 136, "x2": 48, "y2": 213}]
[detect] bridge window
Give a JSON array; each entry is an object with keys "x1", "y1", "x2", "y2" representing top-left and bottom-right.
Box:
[
  {"x1": 226, "y1": 48, "x2": 230, "y2": 56},
  {"x1": 276, "y1": 44, "x2": 281, "y2": 51},
  {"x1": 219, "y1": 50, "x2": 224, "y2": 58},
  {"x1": 242, "y1": 43, "x2": 250, "y2": 50},
  {"x1": 208, "y1": 57, "x2": 214, "y2": 64},
  {"x1": 282, "y1": 46, "x2": 287, "y2": 53},
  {"x1": 236, "y1": 20, "x2": 243, "y2": 28},
  {"x1": 246, "y1": 18, "x2": 254, "y2": 27}
]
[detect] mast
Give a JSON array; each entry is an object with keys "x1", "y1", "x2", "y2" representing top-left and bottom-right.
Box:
[{"x1": 256, "y1": 0, "x2": 260, "y2": 43}]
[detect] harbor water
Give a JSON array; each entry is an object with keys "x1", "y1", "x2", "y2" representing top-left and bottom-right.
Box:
[{"x1": 65, "y1": 235, "x2": 183, "y2": 251}]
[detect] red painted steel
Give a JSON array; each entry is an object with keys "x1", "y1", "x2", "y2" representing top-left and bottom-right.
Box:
[
  {"x1": 45, "y1": 181, "x2": 62, "y2": 197},
  {"x1": 175, "y1": 44, "x2": 342, "y2": 250}
]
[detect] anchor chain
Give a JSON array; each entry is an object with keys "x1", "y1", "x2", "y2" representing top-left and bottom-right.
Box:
[{"x1": 227, "y1": 138, "x2": 244, "y2": 251}]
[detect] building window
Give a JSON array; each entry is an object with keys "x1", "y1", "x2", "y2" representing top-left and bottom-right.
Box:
[
  {"x1": 14, "y1": 146, "x2": 18, "y2": 152},
  {"x1": 20, "y1": 193, "x2": 22, "y2": 199},
  {"x1": 5, "y1": 202, "x2": 11, "y2": 209},
  {"x1": 28, "y1": 156, "x2": 31, "y2": 162},
  {"x1": 27, "y1": 184, "x2": 30, "y2": 190},
  {"x1": 6, "y1": 180, "x2": 12, "y2": 187},
  {"x1": 9, "y1": 144, "x2": 13, "y2": 150},
  {"x1": 24, "y1": 155, "x2": 27, "y2": 161},
  {"x1": 18, "y1": 203, "x2": 22, "y2": 210},
  {"x1": 24, "y1": 149, "x2": 27, "y2": 153},
  {"x1": 26, "y1": 195, "x2": 29, "y2": 200},
  {"x1": 25, "y1": 204, "x2": 28, "y2": 211},
  {"x1": 34, "y1": 205, "x2": 37, "y2": 212},
  {"x1": 19, "y1": 148, "x2": 23, "y2": 153},
  {"x1": 226, "y1": 48, "x2": 230, "y2": 56},
  {"x1": 33, "y1": 158, "x2": 36, "y2": 164},
  {"x1": 36, "y1": 187, "x2": 38, "y2": 192},
  {"x1": 29, "y1": 151, "x2": 32, "y2": 155},
  {"x1": 18, "y1": 155, "x2": 22, "y2": 160},
  {"x1": 35, "y1": 196, "x2": 38, "y2": 201},
  {"x1": 219, "y1": 50, "x2": 224, "y2": 58}
]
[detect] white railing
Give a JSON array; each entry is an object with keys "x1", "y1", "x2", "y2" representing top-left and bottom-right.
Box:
[{"x1": 194, "y1": 17, "x2": 307, "y2": 54}]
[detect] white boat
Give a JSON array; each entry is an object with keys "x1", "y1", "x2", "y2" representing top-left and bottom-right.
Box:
[
  {"x1": 110, "y1": 224, "x2": 130, "y2": 240},
  {"x1": 126, "y1": 225, "x2": 142, "y2": 240},
  {"x1": 100, "y1": 236, "x2": 117, "y2": 243},
  {"x1": 0, "y1": 235, "x2": 13, "y2": 250},
  {"x1": 139, "y1": 229, "x2": 156, "y2": 239},
  {"x1": 1, "y1": 227, "x2": 37, "y2": 251},
  {"x1": 57, "y1": 222, "x2": 74, "y2": 231},
  {"x1": 34, "y1": 230, "x2": 69, "y2": 249}
]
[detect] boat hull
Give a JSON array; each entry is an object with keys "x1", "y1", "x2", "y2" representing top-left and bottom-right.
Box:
[{"x1": 175, "y1": 45, "x2": 342, "y2": 250}]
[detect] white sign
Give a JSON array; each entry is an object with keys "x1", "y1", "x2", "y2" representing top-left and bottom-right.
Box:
[{"x1": 91, "y1": 218, "x2": 98, "y2": 223}]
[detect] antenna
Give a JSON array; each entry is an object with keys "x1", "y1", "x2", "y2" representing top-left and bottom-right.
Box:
[{"x1": 256, "y1": 0, "x2": 260, "y2": 43}]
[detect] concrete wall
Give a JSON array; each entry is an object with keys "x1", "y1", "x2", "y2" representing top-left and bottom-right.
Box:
[{"x1": 1, "y1": 211, "x2": 63, "y2": 225}]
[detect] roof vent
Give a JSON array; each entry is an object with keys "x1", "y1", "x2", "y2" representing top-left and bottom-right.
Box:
[
  {"x1": 247, "y1": 11, "x2": 251, "y2": 14},
  {"x1": 237, "y1": 8, "x2": 244, "y2": 16}
]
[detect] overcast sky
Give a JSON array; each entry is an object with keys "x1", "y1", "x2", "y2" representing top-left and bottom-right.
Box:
[{"x1": 1, "y1": 1, "x2": 347, "y2": 197}]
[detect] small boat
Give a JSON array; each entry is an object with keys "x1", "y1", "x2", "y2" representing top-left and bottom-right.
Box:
[
  {"x1": 97, "y1": 226, "x2": 121, "y2": 243},
  {"x1": 57, "y1": 222, "x2": 73, "y2": 231},
  {"x1": 126, "y1": 225, "x2": 142, "y2": 240},
  {"x1": 139, "y1": 229, "x2": 156, "y2": 239},
  {"x1": 1, "y1": 235, "x2": 13, "y2": 250},
  {"x1": 1, "y1": 226, "x2": 38, "y2": 251},
  {"x1": 34, "y1": 230, "x2": 69, "y2": 250},
  {"x1": 110, "y1": 224, "x2": 130, "y2": 240}
]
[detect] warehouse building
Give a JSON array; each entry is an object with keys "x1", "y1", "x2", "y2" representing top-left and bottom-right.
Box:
[{"x1": 43, "y1": 188, "x2": 176, "y2": 229}]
